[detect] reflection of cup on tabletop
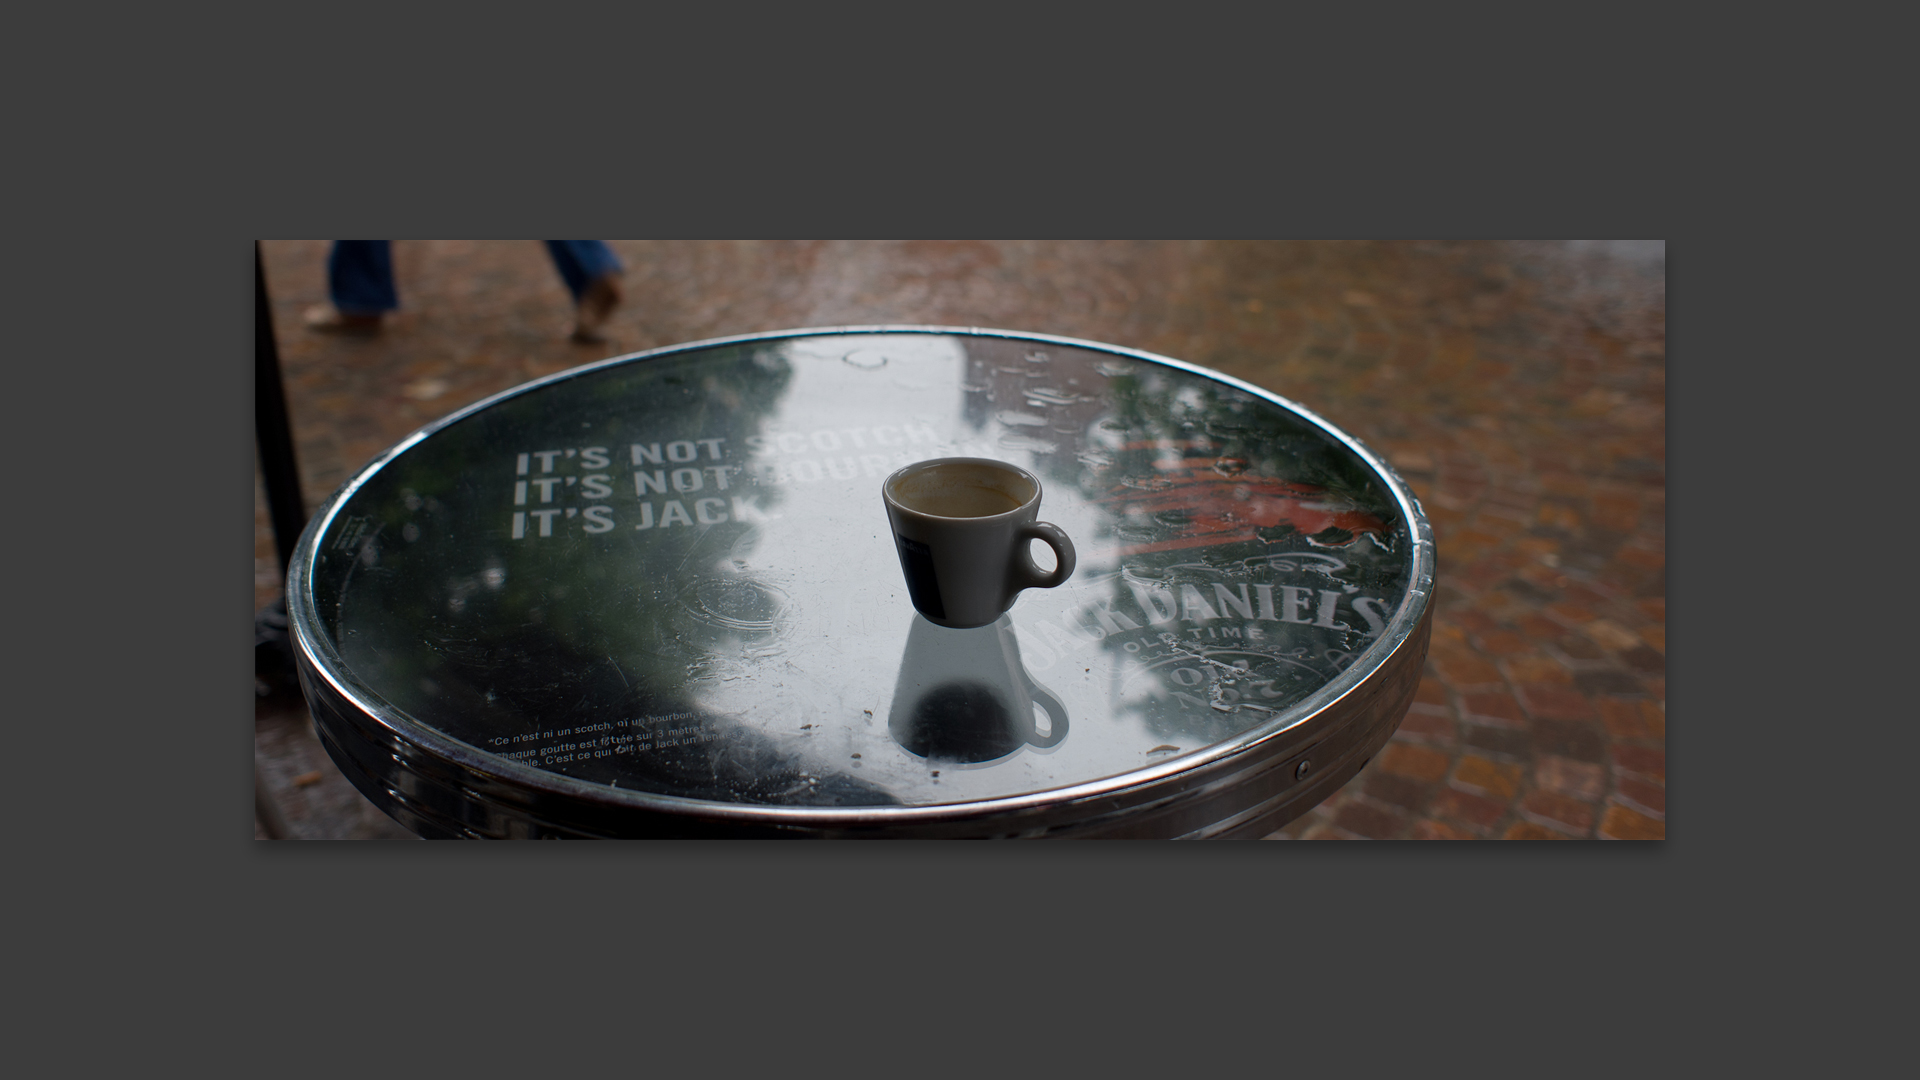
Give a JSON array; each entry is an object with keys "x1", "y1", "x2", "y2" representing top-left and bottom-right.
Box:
[
  {"x1": 888, "y1": 614, "x2": 1068, "y2": 764},
  {"x1": 882, "y1": 458, "x2": 1076, "y2": 629}
]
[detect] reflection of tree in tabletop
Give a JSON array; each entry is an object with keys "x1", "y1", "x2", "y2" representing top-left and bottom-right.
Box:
[
  {"x1": 988, "y1": 349, "x2": 1412, "y2": 748},
  {"x1": 326, "y1": 344, "x2": 897, "y2": 805}
]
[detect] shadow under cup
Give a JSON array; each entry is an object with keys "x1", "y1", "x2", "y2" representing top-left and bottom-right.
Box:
[
  {"x1": 891, "y1": 678, "x2": 1066, "y2": 763},
  {"x1": 886, "y1": 615, "x2": 1069, "y2": 764}
]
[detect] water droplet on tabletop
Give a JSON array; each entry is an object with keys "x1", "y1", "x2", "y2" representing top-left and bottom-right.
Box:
[
  {"x1": 1025, "y1": 387, "x2": 1080, "y2": 407},
  {"x1": 995, "y1": 410, "x2": 1048, "y2": 427},
  {"x1": 998, "y1": 434, "x2": 1057, "y2": 452}
]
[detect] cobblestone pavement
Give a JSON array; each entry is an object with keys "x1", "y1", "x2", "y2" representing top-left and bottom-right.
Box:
[{"x1": 254, "y1": 240, "x2": 1665, "y2": 839}]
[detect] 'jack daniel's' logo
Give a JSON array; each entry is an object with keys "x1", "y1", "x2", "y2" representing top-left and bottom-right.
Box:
[
  {"x1": 1016, "y1": 553, "x2": 1392, "y2": 663},
  {"x1": 1006, "y1": 551, "x2": 1400, "y2": 746}
]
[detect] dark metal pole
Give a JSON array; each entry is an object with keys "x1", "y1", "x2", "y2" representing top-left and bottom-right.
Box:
[
  {"x1": 255, "y1": 243, "x2": 308, "y2": 705},
  {"x1": 256, "y1": 763, "x2": 292, "y2": 839},
  {"x1": 256, "y1": 242, "x2": 306, "y2": 576}
]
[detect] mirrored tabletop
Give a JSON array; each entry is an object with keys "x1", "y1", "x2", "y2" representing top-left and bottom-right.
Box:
[{"x1": 291, "y1": 328, "x2": 1433, "y2": 836}]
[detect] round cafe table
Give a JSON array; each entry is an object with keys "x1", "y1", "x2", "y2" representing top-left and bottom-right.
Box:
[{"x1": 289, "y1": 327, "x2": 1434, "y2": 838}]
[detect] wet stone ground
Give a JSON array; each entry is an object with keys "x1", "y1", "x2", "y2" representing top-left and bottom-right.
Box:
[{"x1": 255, "y1": 239, "x2": 1665, "y2": 840}]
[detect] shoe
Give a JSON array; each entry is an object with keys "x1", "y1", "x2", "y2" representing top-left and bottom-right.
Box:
[
  {"x1": 305, "y1": 305, "x2": 384, "y2": 334},
  {"x1": 570, "y1": 273, "x2": 622, "y2": 343}
]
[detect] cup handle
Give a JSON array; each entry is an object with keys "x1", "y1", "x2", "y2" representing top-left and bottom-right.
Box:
[
  {"x1": 1014, "y1": 522, "x2": 1076, "y2": 591},
  {"x1": 1024, "y1": 682, "x2": 1069, "y2": 748}
]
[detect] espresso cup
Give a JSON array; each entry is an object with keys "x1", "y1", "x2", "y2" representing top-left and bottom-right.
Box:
[{"x1": 882, "y1": 458, "x2": 1076, "y2": 629}]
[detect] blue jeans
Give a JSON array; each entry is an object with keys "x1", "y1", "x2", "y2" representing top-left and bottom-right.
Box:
[{"x1": 328, "y1": 241, "x2": 624, "y2": 315}]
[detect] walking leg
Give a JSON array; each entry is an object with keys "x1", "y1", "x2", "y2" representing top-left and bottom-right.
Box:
[
  {"x1": 545, "y1": 241, "x2": 624, "y2": 342},
  {"x1": 307, "y1": 240, "x2": 396, "y2": 332}
]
